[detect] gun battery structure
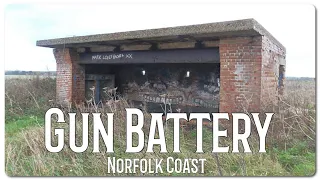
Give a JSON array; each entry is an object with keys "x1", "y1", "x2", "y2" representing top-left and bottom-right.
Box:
[{"x1": 36, "y1": 19, "x2": 286, "y2": 114}]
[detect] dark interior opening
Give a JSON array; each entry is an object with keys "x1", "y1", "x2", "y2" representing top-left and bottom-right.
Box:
[
  {"x1": 85, "y1": 63, "x2": 220, "y2": 112},
  {"x1": 279, "y1": 65, "x2": 285, "y2": 87},
  {"x1": 278, "y1": 65, "x2": 285, "y2": 94}
]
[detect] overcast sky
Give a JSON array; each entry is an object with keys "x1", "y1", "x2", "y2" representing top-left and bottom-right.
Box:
[{"x1": 4, "y1": 3, "x2": 315, "y2": 77}]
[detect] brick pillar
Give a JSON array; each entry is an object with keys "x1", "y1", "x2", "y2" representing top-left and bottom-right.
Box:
[
  {"x1": 53, "y1": 48, "x2": 85, "y2": 106},
  {"x1": 219, "y1": 36, "x2": 263, "y2": 114}
]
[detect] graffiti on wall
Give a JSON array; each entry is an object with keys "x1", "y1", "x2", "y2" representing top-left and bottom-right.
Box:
[
  {"x1": 117, "y1": 64, "x2": 220, "y2": 111},
  {"x1": 84, "y1": 64, "x2": 220, "y2": 112}
]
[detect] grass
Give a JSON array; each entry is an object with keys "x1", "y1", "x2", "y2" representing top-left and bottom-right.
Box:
[
  {"x1": 272, "y1": 142, "x2": 315, "y2": 176},
  {"x1": 5, "y1": 116, "x2": 44, "y2": 137},
  {"x1": 4, "y1": 77, "x2": 316, "y2": 176},
  {"x1": 5, "y1": 119, "x2": 290, "y2": 176}
]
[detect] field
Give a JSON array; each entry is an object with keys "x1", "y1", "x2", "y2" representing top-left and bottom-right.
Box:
[
  {"x1": 5, "y1": 75, "x2": 56, "y2": 79},
  {"x1": 4, "y1": 77, "x2": 316, "y2": 176}
]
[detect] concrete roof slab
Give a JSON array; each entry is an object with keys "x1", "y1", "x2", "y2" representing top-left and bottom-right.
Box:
[{"x1": 36, "y1": 18, "x2": 285, "y2": 51}]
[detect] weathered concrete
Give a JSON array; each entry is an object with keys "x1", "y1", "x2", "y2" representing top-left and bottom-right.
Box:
[{"x1": 36, "y1": 18, "x2": 285, "y2": 52}]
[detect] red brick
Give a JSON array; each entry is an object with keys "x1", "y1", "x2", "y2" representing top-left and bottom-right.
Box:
[{"x1": 53, "y1": 48, "x2": 85, "y2": 106}]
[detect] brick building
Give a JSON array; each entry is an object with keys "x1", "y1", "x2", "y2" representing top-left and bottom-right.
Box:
[{"x1": 37, "y1": 19, "x2": 286, "y2": 113}]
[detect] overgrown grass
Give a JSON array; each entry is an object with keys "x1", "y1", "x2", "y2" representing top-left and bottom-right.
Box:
[
  {"x1": 272, "y1": 142, "x2": 315, "y2": 176},
  {"x1": 5, "y1": 77, "x2": 55, "y2": 122},
  {"x1": 4, "y1": 77, "x2": 316, "y2": 176},
  {"x1": 5, "y1": 116, "x2": 44, "y2": 137},
  {"x1": 5, "y1": 118, "x2": 289, "y2": 176}
]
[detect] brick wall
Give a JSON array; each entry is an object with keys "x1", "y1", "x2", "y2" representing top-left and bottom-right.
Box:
[
  {"x1": 219, "y1": 36, "x2": 263, "y2": 114},
  {"x1": 219, "y1": 36, "x2": 286, "y2": 117},
  {"x1": 53, "y1": 48, "x2": 85, "y2": 106},
  {"x1": 261, "y1": 36, "x2": 286, "y2": 108}
]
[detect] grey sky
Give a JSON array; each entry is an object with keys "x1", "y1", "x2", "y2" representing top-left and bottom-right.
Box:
[{"x1": 4, "y1": 3, "x2": 315, "y2": 77}]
